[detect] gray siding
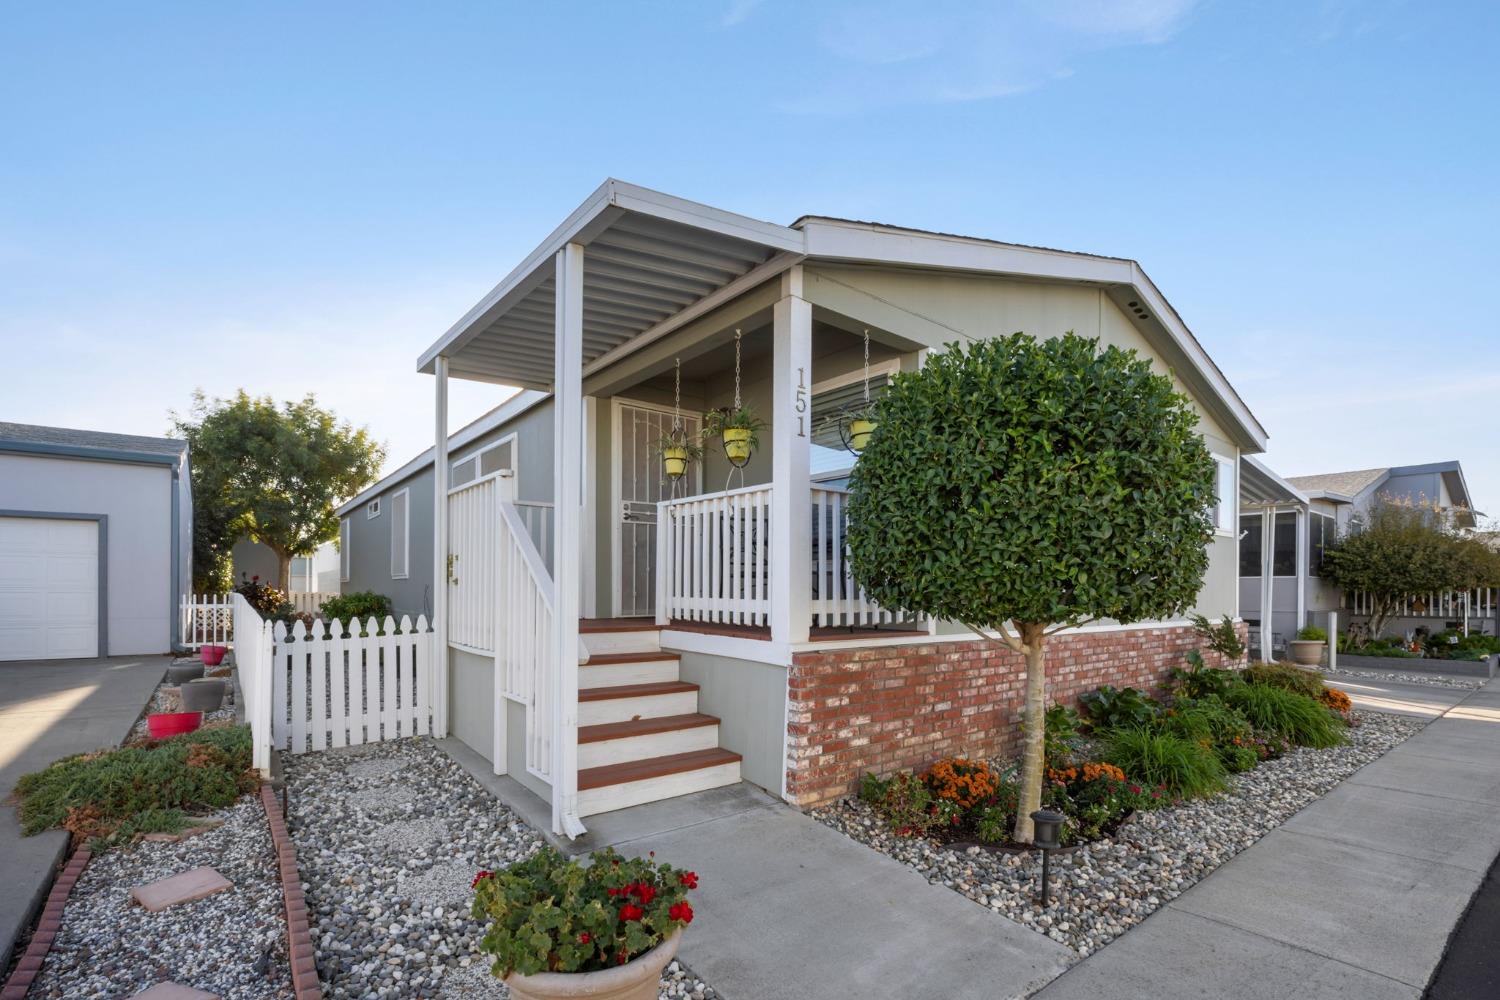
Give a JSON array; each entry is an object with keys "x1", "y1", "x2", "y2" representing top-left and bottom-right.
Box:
[{"x1": 675, "y1": 652, "x2": 787, "y2": 793}]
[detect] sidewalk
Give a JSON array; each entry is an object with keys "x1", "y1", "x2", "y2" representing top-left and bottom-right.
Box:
[{"x1": 1034, "y1": 677, "x2": 1500, "y2": 1000}]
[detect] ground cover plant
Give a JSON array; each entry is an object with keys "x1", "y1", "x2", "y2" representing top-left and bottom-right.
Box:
[
  {"x1": 14, "y1": 725, "x2": 258, "y2": 848},
  {"x1": 1225, "y1": 684, "x2": 1346, "y2": 748}
]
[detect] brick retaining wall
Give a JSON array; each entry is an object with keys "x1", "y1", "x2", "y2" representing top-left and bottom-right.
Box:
[{"x1": 784, "y1": 622, "x2": 1248, "y2": 808}]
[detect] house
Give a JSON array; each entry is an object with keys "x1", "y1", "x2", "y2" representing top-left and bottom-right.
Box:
[
  {"x1": 231, "y1": 538, "x2": 342, "y2": 596},
  {"x1": 0, "y1": 421, "x2": 192, "y2": 661},
  {"x1": 400, "y1": 180, "x2": 1267, "y2": 836},
  {"x1": 1286, "y1": 461, "x2": 1478, "y2": 531}
]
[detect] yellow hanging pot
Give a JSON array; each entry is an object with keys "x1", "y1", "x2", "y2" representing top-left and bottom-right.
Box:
[
  {"x1": 662, "y1": 446, "x2": 689, "y2": 479},
  {"x1": 849, "y1": 417, "x2": 877, "y2": 453},
  {"x1": 723, "y1": 426, "x2": 753, "y2": 462}
]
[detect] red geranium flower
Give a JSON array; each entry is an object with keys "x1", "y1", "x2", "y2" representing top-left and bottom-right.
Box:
[
  {"x1": 471, "y1": 870, "x2": 493, "y2": 888},
  {"x1": 669, "y1": 901, "x2": 694, "y2": 924},
  {"x1": 679, "y1": 871, "x2": 699, "y2": 889},
  {"x1": 578, "y1": 932, "x2": 592, "y2": 944},
  {"x1": 619, "y1": 903, "x2": 645, "y2": 922},
  {"x1": 630, "y1": 882, "x2": 657, "y2": 905}
]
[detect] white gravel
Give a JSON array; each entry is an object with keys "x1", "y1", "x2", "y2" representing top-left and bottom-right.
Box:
[
  {"x1": 25, "y1": 799, "x2": 291, "y2": 999},
  {"x1": 128, "y1": 661, "x2": 238, "y2": 741},
  {"x1": 815, "y1": 710, "x2": 1423, "y2": 956},
  {"x1": 282, "y1": 737, "x2": 721, "y2": 1000},
  {"x1": 1326, "y1": 667, "x2": 1483, "y2": 690}
]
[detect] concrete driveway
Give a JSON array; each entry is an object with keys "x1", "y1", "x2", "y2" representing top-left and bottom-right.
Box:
[{"x1": 0, "y1": 655, "x2": 165, "y2": 970}]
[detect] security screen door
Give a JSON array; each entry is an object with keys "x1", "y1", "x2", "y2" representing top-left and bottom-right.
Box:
[{"x1": 614, "y1": 400, "x2": 701, "y2": 618}]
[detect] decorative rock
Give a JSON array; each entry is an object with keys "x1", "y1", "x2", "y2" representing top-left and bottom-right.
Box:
[
  {"x1": 130, "y1": 866, "x2": 233, "y2": 912},
  {"x1": 132, "y1": 983, "x2": 222, "y2": 999}
]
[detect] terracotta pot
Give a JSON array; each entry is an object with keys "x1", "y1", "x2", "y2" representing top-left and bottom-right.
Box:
[
  {"x1": 503, "y1": 929, "x2": 682, "y2": 1000},
  {"x1": 1289, "y1": 640, "x2": 1326, "y2": 667},
  {"x1": 722, "y1": 427, "x2": 753, "y2": 463},
  {"x1": 147, "y1": 712, "x2": 202, "y2": 739},
  {"x1": 848, "y1": 417, "x2": 877, "y2": 452},
  {"x1": 200, "y1": 645, "x2": 229, "y2": 666},
  {"x1": 662, "y1": 446, "x2": 689, "y2": 480}
]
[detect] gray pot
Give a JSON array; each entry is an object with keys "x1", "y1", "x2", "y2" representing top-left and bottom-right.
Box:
[
  {"x1": 167, "y1": 662, "x2": 205, "y2": 684},
  {"x1": 181, "y1": 678, "x2": 226, "y2": 712}
]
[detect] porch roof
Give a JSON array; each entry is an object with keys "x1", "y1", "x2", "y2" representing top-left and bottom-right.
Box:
[
  {"x1": 1240, "y1": 455, "x2": 1310, "y2": 507},
  {"x1": 416, "y1": 180, "x2": 805, "y2": 390}
]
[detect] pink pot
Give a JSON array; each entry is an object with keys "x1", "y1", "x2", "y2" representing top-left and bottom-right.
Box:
[
  {"x1": 200, "y1": 645, "x2": 229, "y2": 666},
  {"x1": 147, "y1": 712, "x2": 202, "y2": 739}
]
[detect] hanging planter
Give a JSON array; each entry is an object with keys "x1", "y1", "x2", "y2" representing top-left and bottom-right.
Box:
[
  {"x1": 839, "y1": 328, "x2": 880, "y2": 455},
  {"x1": 703, "y1": 405, "x2": 765, "y2": 468},
  {"x1": 651, "y1": 431, "x2": 702, "y2": 480}
]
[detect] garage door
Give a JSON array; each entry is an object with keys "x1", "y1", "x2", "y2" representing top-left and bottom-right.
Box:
[{"x1": 0, "y1": 517, "x2": 100, "y2": 661}]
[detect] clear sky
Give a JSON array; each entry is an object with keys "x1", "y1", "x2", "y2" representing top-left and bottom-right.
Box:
[{"x1": 3, "y1": 1, "x2": 1496, "y2": 514}]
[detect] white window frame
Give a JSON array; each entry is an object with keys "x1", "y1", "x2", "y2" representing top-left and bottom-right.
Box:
[
  {"x1": 451, "y1": 432, "x2": 518, "y2": 489},
  {"x1": 389, "y1": 488, "x2": 410, "y2": 580},
  {"x1": 1213, "y1": 455, "x2": 1237, "y2": 535},
  {"x1": 366, "y1": 497, "x2": 381, "y2": 519},
  {"x1": 807, "y1": 359, "x2": 901, "y2": 479},
  {"x1": 339, "y1": 517, "x2": 351, "y2": 583}
]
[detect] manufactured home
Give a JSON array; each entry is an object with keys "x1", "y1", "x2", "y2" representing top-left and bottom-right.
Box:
[{"x1": 394, "y1": 180, "x2": 1267, "y2": 837}]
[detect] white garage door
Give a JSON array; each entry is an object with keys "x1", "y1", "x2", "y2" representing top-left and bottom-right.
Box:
[{"x1": 0, "y1": 517, "x2": 100, "y2": 662}]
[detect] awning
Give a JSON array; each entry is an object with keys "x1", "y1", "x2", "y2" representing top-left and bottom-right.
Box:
[
  {"x1": 418, "y1": 180, "x2": 806, "y2": 390},
  {"x1": 1240, "y1": 455, "x2": 1310, "y2": 507}
]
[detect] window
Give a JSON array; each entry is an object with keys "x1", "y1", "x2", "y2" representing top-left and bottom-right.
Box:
[
  {"x1": 808, "y1": 364, "x2": 896, "y2": 477},
  {"x1": 452, "y1": 435, "x2": 516, "y2": 488},
  {"x1": 1239, "y1": 515, "x2": 1262, "y2": 576},
  {"x1": 1273, "y1": 512, "x2": 1297, "y2": 576},
  {"x1": 389, "y1": 489, "x2": 409, "y2": 579},
  {"x1": 366, "y1": 497, "x2": 381, "y2": 519},
  {"x1": 1307, "y1": 512, "x2": 1333, "y2": 577},
  {"x1": 290, "y1": 556, "x2": 310, "y2": 592},
  {"x1": 339, "y1": 518, "x2": 350, "y2": 583},
  {"x1": 1212, "y1": 456, "x2": 1237, "y2": 534}
]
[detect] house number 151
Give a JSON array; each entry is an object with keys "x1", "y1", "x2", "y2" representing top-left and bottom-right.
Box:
[{"x1": 794, "y1": 367, "x2": 808, "y2": 437}]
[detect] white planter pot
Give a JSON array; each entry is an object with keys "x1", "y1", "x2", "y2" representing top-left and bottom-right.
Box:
[{"x1": 503, "y1": 929, "x2": 683, "y2": 1000}]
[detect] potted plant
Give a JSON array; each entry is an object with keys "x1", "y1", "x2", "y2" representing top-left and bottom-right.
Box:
[
  {"x1": 200, "y1": 644, "x2": 229, "y2": 666},
  {"x1": 703, "y1": 405, "x2": 765, "y2": 466},
  {"x1": 650, "y1": 431, "x2": 703, "y2": 481},
  {"x1": 847, "y1": 409, "x2": 878, "y2": 453},
  {"x1": 1290, "y1": 625, "x2": 1328, "y2": 666},
  {"x1": 472, "y1": 846, "x2": 698, "y2": 1000}
]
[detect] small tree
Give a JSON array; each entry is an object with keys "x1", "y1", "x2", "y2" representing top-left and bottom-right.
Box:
[
  {"x1": 1323, "y1": 495, "x2": 1500, "y2": 639},
  {"x1": 846, "y1": 334, "x2": 1217, "y2": 842},
  {"x1": 173, "y1": 391, "x2": 384, "y2": 593}
]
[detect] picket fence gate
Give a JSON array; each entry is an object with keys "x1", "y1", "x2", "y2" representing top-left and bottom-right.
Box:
[
  {"x1": 267, "y1": 614, "x2": 435, "y2": 755},
  {"x1": 180, "y1": 593, "x2": 234, "y2": 648}
]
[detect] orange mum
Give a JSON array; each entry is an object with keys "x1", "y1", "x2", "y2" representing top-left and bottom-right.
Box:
[
  {"x1": 1319, "y1": 687, "x2": 1353, "y2": 714},
  {"x1": 923, "y1": 758, "x2": 997, "y2": 808}
]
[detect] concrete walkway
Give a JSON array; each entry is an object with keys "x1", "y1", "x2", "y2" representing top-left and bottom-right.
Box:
[
  {"x1": 1035, "y1": 677, "x2": 1500, "y2": 1000},
  {"x1": 441, "y1": 738, "x2": 1074, "y2": 1000},
  {"x1": 0, "y1": 655, "x2": 165, "y2": 970}
]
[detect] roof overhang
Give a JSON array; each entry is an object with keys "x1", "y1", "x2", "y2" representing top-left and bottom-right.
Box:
[
  {"x1": 1240, "y1": 455, "x2": 1310, "y2": 507},
  {"x1": 0, "y1": 437, "x2": 184, "y2": 468},
  {"x1": 417, "y1": 180, "x2": 806, "y2": 389}
]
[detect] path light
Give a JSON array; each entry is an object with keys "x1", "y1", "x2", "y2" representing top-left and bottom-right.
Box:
[{"x1": 1030, "y1": 808, "x2": 1065, "y2": 906}]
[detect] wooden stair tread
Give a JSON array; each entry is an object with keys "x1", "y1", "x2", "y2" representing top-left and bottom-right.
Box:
[
  {"x1": 583, "y1": 651, "x2": 681, "y2": 665},
  {"x1": 578, "y1": 748, "x2": 741, "y2": 791},
  {"x1": 580, "y1": 618, "x2": 661, "y2": 633},
  {"x1": 578, "y1": 680, "x2": 698, "y2": 702},
  {"x1": 579, "y1": 713, "x2": 720, "y2": 744}
]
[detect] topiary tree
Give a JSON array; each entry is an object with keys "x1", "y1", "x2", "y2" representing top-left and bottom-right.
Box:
[{"x1": 846, "y1": 333, "x2": 1217, "y2": 842}]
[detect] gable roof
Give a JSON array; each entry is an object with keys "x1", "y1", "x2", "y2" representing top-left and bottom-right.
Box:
[
  {"x1": 0, "y1": 421, "x2": 187, "y2": 467},
  {"x1": 1285, "y1": 468, "x2": 1388, "y2": 498},
  {"x1": 1286, "y1": 461, "x2": 1478, "y2": 526}
]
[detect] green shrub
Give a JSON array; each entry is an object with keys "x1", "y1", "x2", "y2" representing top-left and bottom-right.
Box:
[
  {"x1": 1225, "y1": 685, "x2": 1346, "y2": 748},
  {"x1": 1244, "y1": 661, "x2": 1325, "y2": 699},
  {"x1": 1190, "y1": 613, "x2": 1247, "y2": 661},
  {"x1": 1102, "y1": 728, "x2": 1227, "y2": 799},
  {"x1": 1221, "y1": 745, "x2": 1260, "y2": 773},
  {"x1": 1079, "y1": 686, "x2": 1161, "y2": 732},
  {"x1": 1168, "y1": 650, "x2": 1244, "y2": 700},
  {"x1": 859, "y1": 771, "x2": 953, "y2": 837},
  {"x1": 319, "y1": 590, "x2": 394, "y2": 625},
  {"x1": 1296, "y1": 625, "x2": 1327, "y2": 642},
  {"x1": 14, "y1": 726, "x2": 258, "y2": 848},
  {"x1": 1043, "y1": 704, "x2": 1084, "y2": 768},
  {"x1": 1457, "y1": 633, "x2": 1500, "y2": 655}
]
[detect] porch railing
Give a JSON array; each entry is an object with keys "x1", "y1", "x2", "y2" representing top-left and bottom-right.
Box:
[
  {"x1": 810, "y1": 485, "x2": 923, "y2": 629},
  {"x1": 656, "y1": 484, "x2": 773, "y2": 627},
  {"x1": 287, "y1": 591, "x2": 335, "y2": 616},
  {"x1": 515, "y1": 500, "x2": 555, "y2": 575},
  {"x1": 1347, "y1": 588, "x2": 1498, "y2": 623}
]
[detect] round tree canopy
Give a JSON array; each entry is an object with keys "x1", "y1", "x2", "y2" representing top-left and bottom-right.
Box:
[{"x1": 845, "y1": 333, "x2": 1216, "y2": 631}]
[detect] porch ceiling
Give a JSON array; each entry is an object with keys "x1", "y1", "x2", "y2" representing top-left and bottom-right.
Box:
[
  {"x1": 1240, "y1": 455, "x2": 1309, "y2": 507},
  {"x1": 418, "y1": 180, "x2": 806, "y2": 390}
]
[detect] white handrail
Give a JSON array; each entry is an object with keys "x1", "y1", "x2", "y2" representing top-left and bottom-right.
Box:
[{"x1": 498, "y1": 495, "x2": 557, "y2": 781}]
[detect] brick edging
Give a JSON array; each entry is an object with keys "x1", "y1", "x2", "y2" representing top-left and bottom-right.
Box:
[
  {"x1": 259, "y1": 784, "x2": 320, "y2": 1000},
  {"x1": 0, "y1": 844, "x2": 91, "y2": 1000}
]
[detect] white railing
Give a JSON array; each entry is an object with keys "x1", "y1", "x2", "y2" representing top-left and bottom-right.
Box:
[
  {"x1": 497, "y1": 494, "x2": 556, "y2": 780},
  {"x1": 448, "y1": 475, "x2": 499, "y2": 653},
  {"x1": 181, "y1": 593, "x2": 233, "y2": 648},
  {"x1": 811, "y1": 486, "x2": 923, "y2": 628},
  {"x1": 515, "y1": 501, "x2": 555, "y2": 574},
  {"x1": 287, "y1": 591, "x2": 335, "y2": 616},
  {"x1": 269, "y1": 615, "x2": 434, "y2": 755},
  {"x1": 656, "y1": 484, "x2": 772, "y2": 627},
  {"x1": 1348, "y1": 588, "x2": 1498, "y2": 621},
  {"x1": 231, "y1": 593, "x2": 274, "y2": 775}
]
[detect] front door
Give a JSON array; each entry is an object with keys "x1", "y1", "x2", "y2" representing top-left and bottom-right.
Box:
[{"x1": 613, "y1": 400, "x2": 701, "y2": 618}]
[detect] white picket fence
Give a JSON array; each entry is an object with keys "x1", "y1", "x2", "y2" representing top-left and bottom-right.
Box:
[
  {"x1": 1348, "y1": 587, "x2": 1497, "y2": 621},
  {"x1": 180, "y1": 593, "x2": 234, "y2": 648},
  {"x1": 232, "y1": 594, "x2": 275, "y2": 774},
  {"x1": 287, "y1": 591, "x2": 336, "y2": 616}
]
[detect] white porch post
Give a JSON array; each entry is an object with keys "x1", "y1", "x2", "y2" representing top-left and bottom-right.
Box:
[
  {"x1": 1294, "y1": 507, "x2": 1307, "y2": 635},
  {"x1": 433, "y1": 355, "x2": 450, "y2": 737},
  {"x1": 1260, "y1": 507, "x2": 1274, "y2": 662},
  {"x1": 771, "y1": 266, "x2": 813, "y2": 647},
  {"x1": 551, "y1": 241, "x2": 585, "y2": 837}
]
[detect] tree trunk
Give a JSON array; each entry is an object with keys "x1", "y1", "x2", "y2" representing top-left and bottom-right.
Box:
[
  {"x1": 1368, "y1": 597, "x2": 1394, "y2": 640},
  {"x1": 1012, "y1": 621, "x2": 1048, "y2": 844},
  {"x1": 274, "y1": 550, "x2": 292, "y2": 595}
]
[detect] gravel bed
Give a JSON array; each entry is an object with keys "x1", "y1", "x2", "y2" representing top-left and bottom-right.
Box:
[
  {"x1": 1326, "y1": 667, "x2": 1483, "y2": 690},
  {"x1": 814, "y1": 710, "x2": 1423, "y2": 956},
  {"x1": 128, "y1": 665, "x2": 238, "y2": 741},
  {"x1": 283, "y1": 738, "x2": 721, "y2": 999},
  {"x1": 26, "y1": 799, "x2": 291, "y2": 999}
]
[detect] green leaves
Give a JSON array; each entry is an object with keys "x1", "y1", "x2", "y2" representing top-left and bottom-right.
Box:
[{"x1": 845, "y1": 333, "x2": 1215, "y2": 632}]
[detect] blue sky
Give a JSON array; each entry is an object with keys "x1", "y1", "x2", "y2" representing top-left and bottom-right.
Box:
[{"x1": 3, "y1": 1, "x2": 1496, "y2": 514}]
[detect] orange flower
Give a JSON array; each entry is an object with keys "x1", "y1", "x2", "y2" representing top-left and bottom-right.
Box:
[
  {"x1": 1319, "y1": 687, "x2": 1352, "y2": 714},
  {"x1": 922, "y1": 757, "x2": 997, "y2": 808}
]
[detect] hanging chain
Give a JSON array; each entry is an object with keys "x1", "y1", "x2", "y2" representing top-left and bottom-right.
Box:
[
  {"x1": 673, "y1": 357, "x2": 682, "y2": 436},
  {"x1": 862, "y1": 328, "x2": 871, "y2": 404},
  {"x1": 734, "y1": 327, "x2": 743, "y2": 409}
]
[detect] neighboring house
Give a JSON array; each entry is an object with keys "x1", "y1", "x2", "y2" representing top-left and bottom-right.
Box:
[
  {"x1": 231, "y1": 538, "x2": 342, "y2": 594},
  {"x1": 1285, "y1": 461, "x2": 1478, "y2": 531},
  {"x1": 0, "y1": 422, "x2": 192, "y2": 661},
  {"x1": 408, "y1": 180, "x2": 1268, "y2": 835}
]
